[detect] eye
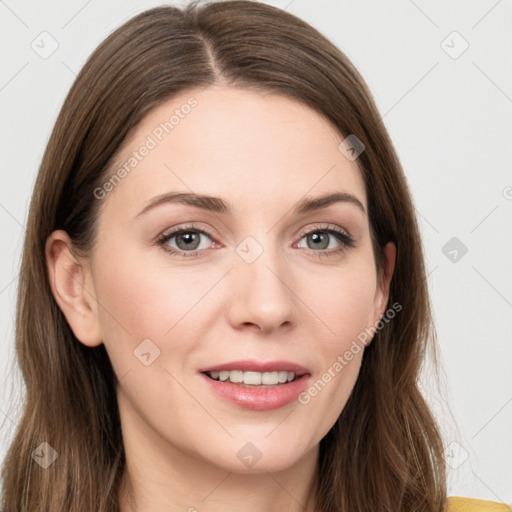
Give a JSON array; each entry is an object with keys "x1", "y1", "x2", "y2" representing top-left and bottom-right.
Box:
[
  {"x1": 295, "y1": 225, "x2": 355, "y2": 257},
  {"x1": 157, "y1": 225, "x2": 215, "y2": 258},
  {"x1": 156, "y1": 223, "x2": 355, "y2": 258}
]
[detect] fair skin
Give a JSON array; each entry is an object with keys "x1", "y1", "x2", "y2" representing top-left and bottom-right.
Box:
[{"x1": 46, "y1": 86, "x2": 395, "y2": 512}]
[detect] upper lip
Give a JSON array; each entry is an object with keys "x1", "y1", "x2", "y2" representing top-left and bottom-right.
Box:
[{"x1": 199, "y1": 359, "x2": 310, "y2": 376}]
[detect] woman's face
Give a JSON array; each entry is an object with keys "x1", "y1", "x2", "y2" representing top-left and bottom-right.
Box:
[{"x1": 55, "y1": 85, "x2": 394, "y2": 475}]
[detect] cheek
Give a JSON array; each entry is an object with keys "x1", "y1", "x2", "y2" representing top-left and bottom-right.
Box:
[
  {"x1": 90, "y1": 244, "x2": 217, "y2": 372},
  {"x1": 295, "y1": 255, "x2": 377, "y2": 407},
  {"x1": 294, "y1": 273, "x2": 375, "y2": 438},
  {"x1": 303, "y1": 257, "x2": 378, "y2": 350}
]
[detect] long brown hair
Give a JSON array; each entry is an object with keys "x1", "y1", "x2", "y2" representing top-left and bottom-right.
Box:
[{"x1": 1, "y1": 1, "x2": 447, "y2": 510}]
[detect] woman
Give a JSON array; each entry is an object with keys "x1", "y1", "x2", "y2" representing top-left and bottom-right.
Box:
[{"x1": 1, "y1": 1, "x2": 509, "y2": 511}]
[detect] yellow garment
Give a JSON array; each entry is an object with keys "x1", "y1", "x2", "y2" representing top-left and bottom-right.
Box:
[{"x1": 447, "y1": 496, "x2": 512, "y2": 511}]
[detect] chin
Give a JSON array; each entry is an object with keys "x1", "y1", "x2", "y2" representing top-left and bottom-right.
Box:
[{"x1": 197, "y1": 438, "x2": 314, "y2": 475}]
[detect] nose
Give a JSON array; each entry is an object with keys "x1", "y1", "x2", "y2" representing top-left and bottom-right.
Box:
[{"x1": 226, "y1": 243, "x2": 298, "y2": 335}]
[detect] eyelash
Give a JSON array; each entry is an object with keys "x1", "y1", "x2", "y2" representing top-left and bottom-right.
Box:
[{"x1": 156, "y1": 223, "x2": 355, "y2": 259}]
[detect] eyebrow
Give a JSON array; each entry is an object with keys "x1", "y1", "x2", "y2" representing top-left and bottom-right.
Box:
[{"x1": 135, "y1": 191, "x2": 366, "y2": 219}]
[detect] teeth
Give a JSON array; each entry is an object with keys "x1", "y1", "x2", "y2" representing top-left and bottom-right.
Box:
[
  {"x1": 278, "y1": 371, "x2": 289, "y2": 383},
  {"x1": 244, "y1": 371, "x2": 261, "y2": 385},
  {"x1": 207, "y1": 370, "x2": 297, "y2": 385},
  {"x1": 230, "y1": 370, "x2": 244, "y2": 383}
]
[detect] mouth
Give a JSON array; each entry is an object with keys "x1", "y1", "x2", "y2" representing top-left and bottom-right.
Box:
[
  {"x1": 198, "y1": 360, "x2": 311, "y2": 410},
  {"x1": 202, "y1": 370, "x2": 302, "y2": 387}
]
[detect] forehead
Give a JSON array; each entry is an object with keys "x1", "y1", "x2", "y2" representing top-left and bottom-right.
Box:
[{"x1": 103, "y1": 85, "x2": 367, "y2": 217}]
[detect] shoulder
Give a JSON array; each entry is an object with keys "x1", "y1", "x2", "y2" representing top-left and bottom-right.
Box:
[{"x1": 447, "y1": 496, "x2": 512, "y2": 511}]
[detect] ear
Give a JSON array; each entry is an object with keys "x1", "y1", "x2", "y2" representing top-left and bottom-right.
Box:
[
  {"x1": 372, "y1": 241, "x2": 396, "y2": 325},
  {"x1": 45, "y1": 230, "x2": 103, "y2": 347}
]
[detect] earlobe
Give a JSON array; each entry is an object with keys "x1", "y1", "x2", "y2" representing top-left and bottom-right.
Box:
[{"x1": 45, "y1": 230, "x2": 103, "y2": 347}]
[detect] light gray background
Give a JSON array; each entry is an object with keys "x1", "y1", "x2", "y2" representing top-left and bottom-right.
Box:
[{"x1": 1, "y1": 0, "x2": 511, "y2": 504}]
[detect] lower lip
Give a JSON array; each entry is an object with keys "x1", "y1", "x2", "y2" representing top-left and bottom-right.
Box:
[{"x1": 200, "y1": 373, "x2": 311, "y2": 411}]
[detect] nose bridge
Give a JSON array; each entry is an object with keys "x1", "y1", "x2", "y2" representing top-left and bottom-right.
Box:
[{"x1": 228, "y1": 233, "x2": 297, "y2": 332}]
